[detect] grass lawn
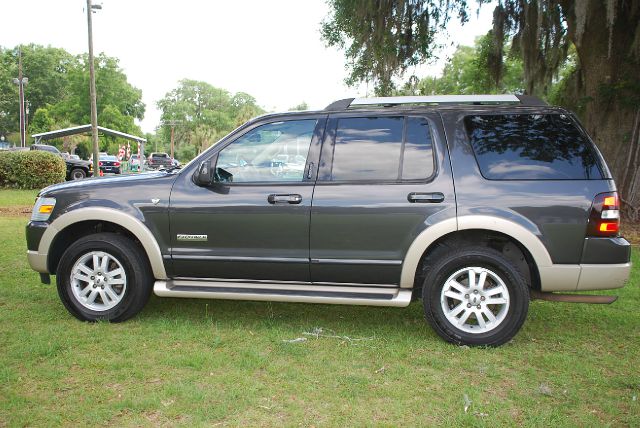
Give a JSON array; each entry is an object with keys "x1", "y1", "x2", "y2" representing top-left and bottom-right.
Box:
[
  {"x1": 0, "y1": 213, "x2": 638, "y2": 426},
  {"x1": 0, "y1": 189, "x2": 38, "y2": 207}
]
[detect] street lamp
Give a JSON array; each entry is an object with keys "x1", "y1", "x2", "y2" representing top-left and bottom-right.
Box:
[
  {"x1": 86, "y1": 0, "x2": 102, "y2": 175},
  {"x1": 12, "y1": 47, "x2": 28, "y2": 147},
  {"x1": 162, "y1": 120, "x2": 182, "y2": 161}
]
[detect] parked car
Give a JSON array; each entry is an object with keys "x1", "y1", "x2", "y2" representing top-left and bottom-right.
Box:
[
  {"x1": 147, "y1": 152, "x2": 172, "y2": 169},
  {"x1": 98, "y1": 155, "x2": 121, "y2": 174},
  {"x1": 30, "y1": 144, "x2": 92, "y2": 180},
  {"x1": 25, "y1": 95, "x2": 631, "y2": 346}
]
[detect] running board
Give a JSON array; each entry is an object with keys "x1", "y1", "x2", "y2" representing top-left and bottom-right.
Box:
[
  {"x1": 154, "y1": 280, "x2": 412, "y2": 307},
  {"x1": 531, "y1": 290, "x2": 618, "y2": 304}
]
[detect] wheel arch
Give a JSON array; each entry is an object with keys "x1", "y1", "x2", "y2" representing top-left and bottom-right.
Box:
[
  {"x1": 40, "y1": 208, "x2": 167, "y2": 279},
  {"x1": 400, "y1": 215, "x2": 552, "y2": 289}
]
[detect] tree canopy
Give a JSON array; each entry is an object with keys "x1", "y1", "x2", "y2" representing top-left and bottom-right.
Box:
[
  {"x1": 397, "y1": 34, "x2": 524, "y2": 95},
  {"x1": 157, "y1": 79, "x2": 264, "y2": 155},
  {"x1": 0, "y1": 44, "x2": 145, "y2": 155}
]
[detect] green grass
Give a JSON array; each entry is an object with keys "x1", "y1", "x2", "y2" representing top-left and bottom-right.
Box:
[
  {"x1": 0, "y1": 214, "x2": 638, "y2": 426},
  {"x1": 0, "y1": 189, "x2": 39, "y2": 207}
]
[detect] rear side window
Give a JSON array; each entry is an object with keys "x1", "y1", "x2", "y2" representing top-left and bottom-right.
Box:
[
  {"x1": 465, "y1": 114, "x2": 602, "y2": 180},
  {"x1": 330, "y1": 116, "x2": 434, "y2": 181}
]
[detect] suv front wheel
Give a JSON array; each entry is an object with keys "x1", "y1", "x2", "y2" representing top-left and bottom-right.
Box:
[
  {"x1": 56, "y1": 233, "x2": 153, "y2": 322},
  {"x1": 422, "y1": 245, "x2": 529, "y2": 346}
]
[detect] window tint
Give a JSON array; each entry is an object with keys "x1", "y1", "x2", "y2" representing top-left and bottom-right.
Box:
[
  {"x1": 331, "y1": 116, "x2": 434, "y2": 181},
  {"x1": 465, "y1": 114, "x2": 602, "y2": 180},
  {"x1": 216, "y1": 119, "x2": 316, "y2": 182},
  {"x1": 402, "y1": 117, "x2": 434, "y2": 180},
  {"x1": 332, "y1": 117, "x2": 403, "y2": 181}
]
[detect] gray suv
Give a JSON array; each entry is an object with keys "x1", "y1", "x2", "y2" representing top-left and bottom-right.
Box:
[{"x1": 25, "y1": 95, "x2": 632, "y2": 346}]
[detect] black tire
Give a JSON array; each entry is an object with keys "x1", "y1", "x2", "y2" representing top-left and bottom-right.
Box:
[
  {"x1": 422, "y1": 244, "x2": 529, "y2": 347},
  {"x1": 70, "y1": 168, "x2": 87, "y2": 180},
  {"x1": 56, "y1": 232, "x2": 153, "y2": 322}
]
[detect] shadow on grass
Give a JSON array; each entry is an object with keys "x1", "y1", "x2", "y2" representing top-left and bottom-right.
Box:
[{"x1": 138, "y1": 293, "x2": 436, "y2": 340}]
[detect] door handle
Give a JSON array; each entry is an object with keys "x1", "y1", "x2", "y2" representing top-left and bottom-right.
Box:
[
  {"x1": 407, "y1": 192, "x2": 445, "y2": 203},
  {"x1": 268, "y1": 194, "x2": 303, "y2": 204}
]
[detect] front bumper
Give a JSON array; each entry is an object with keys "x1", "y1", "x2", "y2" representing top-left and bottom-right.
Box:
[
  {"x1": 27, "y1": 250, "x2": 48, "y2": 273},
  {"x1": 26, "y1": 221, "x2": 52, "y2": 274}
]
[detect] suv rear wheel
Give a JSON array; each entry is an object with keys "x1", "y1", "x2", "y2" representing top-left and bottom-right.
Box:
[
  {"x1": 56, "y1": 233, "x2": 153, "y2": 322},
  {"x1": 422, "y1": 245, "x2": 529, "y2": 346}
]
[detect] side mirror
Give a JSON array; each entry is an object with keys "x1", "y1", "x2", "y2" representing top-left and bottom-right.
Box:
[{"x1": 194, "y1": 160, "x2": 214, "y2": 186}]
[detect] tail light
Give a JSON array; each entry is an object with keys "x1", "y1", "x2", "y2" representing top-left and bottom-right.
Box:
[
  {"x1": 99, "y1": 161, "x2": 103, "y2": 166},
  {"x1": 587, "y1": 192, "x2": 620, "y2": 237},
  {"x1": 114, "y1": 162, "x2": 121, "y2": 167}
]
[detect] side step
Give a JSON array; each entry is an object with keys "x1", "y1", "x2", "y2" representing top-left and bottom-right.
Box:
[
  {"x1": 154, "y1": 279, "x2": 412, "y2": 307},
  {"x1": 531, "y1": 290, "x2": 618, "y2": 304}
]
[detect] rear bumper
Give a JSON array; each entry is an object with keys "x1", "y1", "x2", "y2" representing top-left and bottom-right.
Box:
[
  {"x1": 539, "y1": 262, "x2": 632, "y2": 292},
  {"x1": 577, "y1": 263, "x2": 632, "y2": 291}
]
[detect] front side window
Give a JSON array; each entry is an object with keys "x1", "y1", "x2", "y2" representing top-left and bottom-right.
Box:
[
  {"x1": 330, "y1": 116, "x2": 434, "y2": 181},
  {"x1": 216, "y1": 119, "x2": 316, "y2": 183},
  {"x1": 465, "y1": 114, "x2": 602, "y2": 180}
]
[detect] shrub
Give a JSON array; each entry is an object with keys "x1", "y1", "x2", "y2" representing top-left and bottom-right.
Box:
[{"x1": 0, "y1": 150, "x2": 66, "y2": 189}]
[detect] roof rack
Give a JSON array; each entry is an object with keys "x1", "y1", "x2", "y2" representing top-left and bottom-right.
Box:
[{"x1": 325, "y1": 94, "x2": 546, "y2": 110}]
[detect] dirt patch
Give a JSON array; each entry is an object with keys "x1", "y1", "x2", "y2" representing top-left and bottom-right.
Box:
[
  {"x1": 0, "y1": 206, "x2": 31, "y2": 217},
  {"x1": 621, "y1": 221, "x2": 640, "y2": 246}
]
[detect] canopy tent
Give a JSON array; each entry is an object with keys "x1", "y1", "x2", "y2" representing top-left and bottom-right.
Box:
[{"x1": 32, "y1": 125, "x2": 146, "y2": 144}]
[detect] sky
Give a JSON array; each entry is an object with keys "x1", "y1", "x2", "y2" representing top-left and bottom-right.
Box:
[{"x1": 1, "y1": 0, "x2": 494, "y2": 133}]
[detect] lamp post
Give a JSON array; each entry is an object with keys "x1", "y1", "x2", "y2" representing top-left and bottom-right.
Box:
[
  {"x1": 12, "y1": 47, "x2": 28, "y2": 147},
  {"x1": 162, "y1": 120, "x2": 182, "y2": 161},
  {"x1": 86, "y1": 0, "x2": 102, "y2": 175}
]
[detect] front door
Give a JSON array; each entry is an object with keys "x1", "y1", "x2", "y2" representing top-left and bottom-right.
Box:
[{"x1": 169, "y1": 116, "x2": 325, "y2": 282}]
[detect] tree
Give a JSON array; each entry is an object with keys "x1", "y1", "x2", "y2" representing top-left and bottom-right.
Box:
[
  {"x1": 322, "y1": 0, "x2": 640, "y2": 218},
  {"x1": 0, "y1": 44, "x2": 75, "y2": 135},
  {"x1": 321, "y1": 0, "x2": 469, "y2": 96},
  {"x1": 397, "y1": 34, "x2": 523, "y2": 95},
  {"x1": 157, "y1": 80, "x2": 264, "y2": 156},
  {"x1": 52, "y1": 53, "x2": 144, "y2": 131},
  {"x1": 289, "y1": 101, "x2": 309, "y2": 111},
  {"x1": 0, "y1": 45, "x2": 145, "y2": 154}
]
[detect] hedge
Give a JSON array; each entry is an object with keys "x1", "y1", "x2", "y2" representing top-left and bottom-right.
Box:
[{"x1": 0, "y1": 150, "x2": 66, "y2": 189}]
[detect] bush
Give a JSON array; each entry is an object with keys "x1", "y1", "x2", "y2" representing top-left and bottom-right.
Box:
[{"x1": 0, "y1": 150, "x2": 66, "y2": 189}]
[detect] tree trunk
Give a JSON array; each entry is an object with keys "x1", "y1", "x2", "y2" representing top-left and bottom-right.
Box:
[{"x1": 563, "y1": 0, "x2": 640, "y2": 219}]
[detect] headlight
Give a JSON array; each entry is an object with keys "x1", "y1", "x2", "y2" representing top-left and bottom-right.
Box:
[{"x1": 31, "y1": 197, "x2": 56, "y2": 221}]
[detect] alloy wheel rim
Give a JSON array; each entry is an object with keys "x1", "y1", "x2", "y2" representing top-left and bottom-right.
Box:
[
  {"x1": 440, "y1": 266, "x2": 510, "y2": 334},
  {"x1": 70, "y1": 251, "x2": 127, "y2": 311}
]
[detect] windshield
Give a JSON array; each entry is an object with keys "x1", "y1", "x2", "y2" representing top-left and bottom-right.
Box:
[{"x1": 101, "y1": 155, "x2": 117, "y2": 161}]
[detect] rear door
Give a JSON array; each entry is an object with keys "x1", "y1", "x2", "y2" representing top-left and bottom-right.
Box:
[{"x1": 309, "y1": 112, "x2": 456, "y2": 285}]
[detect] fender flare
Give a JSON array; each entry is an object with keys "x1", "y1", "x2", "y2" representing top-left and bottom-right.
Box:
[
  {"x1": 39, "y1": 207, "x2": 167, "y2": 279},
  {"x1": 399, "y1": 215, "x2": 553, "y2": 288}
]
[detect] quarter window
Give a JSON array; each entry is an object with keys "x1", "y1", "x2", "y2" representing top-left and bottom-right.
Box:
[
  {"x1": 216, "y1": 120, "x2": 316, "y2": 183},
  {"x1": 465, "y1": 114, "x2": 602, "y2": 180},
  {"x1": 330, "y1": 116, "x2": 434, "y2": 181}
]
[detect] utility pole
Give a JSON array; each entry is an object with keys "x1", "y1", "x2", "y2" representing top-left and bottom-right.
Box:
[
  {"x1": 86, "y1": 0, "x2": 101, "y2": 175},
  {"x1": 12, "y1": 47, "x2": 28, "y2": 147},
  {"x1": 163, "y1": 120, "x2": 182, "y2": 160}
]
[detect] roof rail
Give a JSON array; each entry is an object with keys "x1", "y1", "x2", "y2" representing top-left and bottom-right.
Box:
[{"x1": 324, "y1": 94, "x2": 547, "y2": 110}]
